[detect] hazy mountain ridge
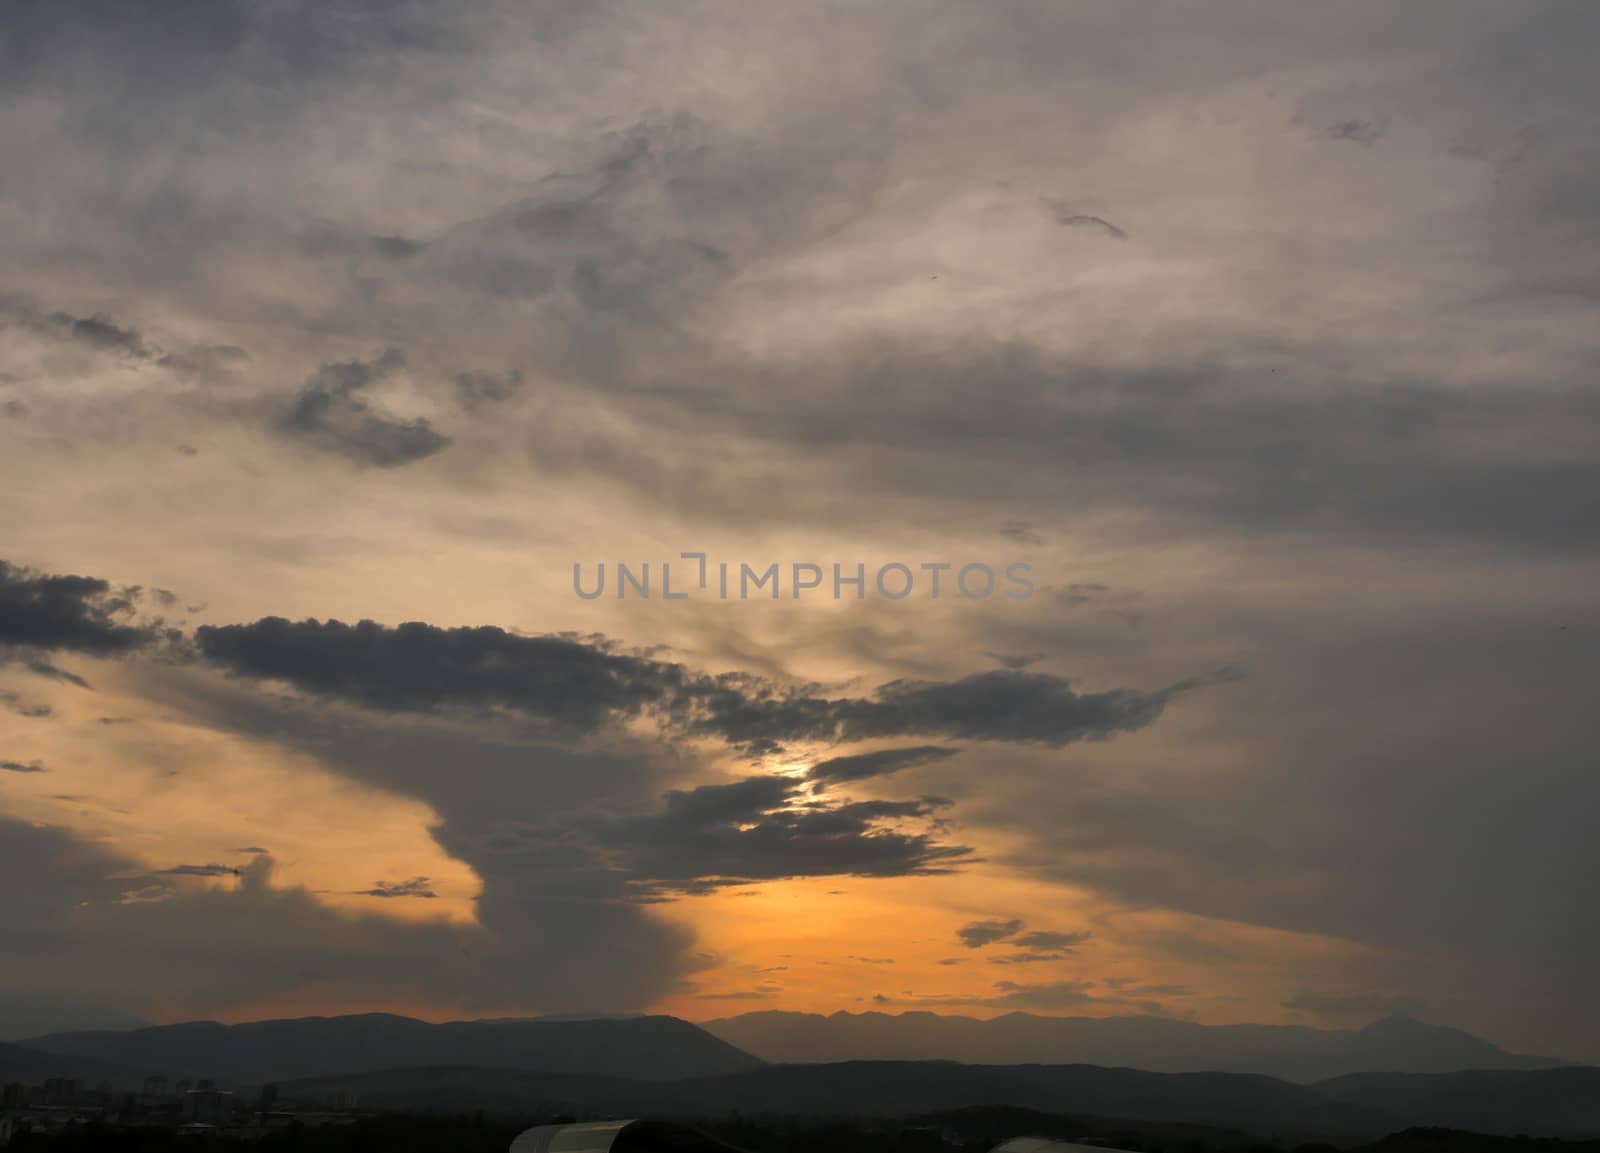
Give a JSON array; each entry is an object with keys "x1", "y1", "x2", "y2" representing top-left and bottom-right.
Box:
[
  {"x1": 0, "y1": 1039, "x2": 139, "y2": 1084},
  {"x1": 20, "y1": 1012, "x2": 762, "y2": 1084},
  {"x1": 701, "y1": 1011, "x2": 1568, "y2": 1082}
]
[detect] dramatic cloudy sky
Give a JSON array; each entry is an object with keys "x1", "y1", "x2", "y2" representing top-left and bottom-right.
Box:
[{"x1": 1, "y1": 1, "x2": 1597, "y2": 1059}]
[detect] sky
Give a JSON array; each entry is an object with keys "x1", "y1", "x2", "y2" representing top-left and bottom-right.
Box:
[{"x1": 1, "y1": 0, "x2": 1597, "y2": 1061}]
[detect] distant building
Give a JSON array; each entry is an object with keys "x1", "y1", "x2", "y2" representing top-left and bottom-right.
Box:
[
  {"x1": 183, "y1": 1088, "x2": 234, "y2": 1126},
  {"x1": 41, "y1": 1078, "x2": 78, "y2": 1103},
  {"x1": 143, "y1": 1075, "x2": 169, "y2": 1098}
]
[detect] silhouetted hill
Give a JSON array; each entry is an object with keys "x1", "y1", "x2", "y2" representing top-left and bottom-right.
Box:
[
  {"x1": 276, "y1": 1060, "x2": 1600, "y2": 1142},
  {"x1": 275, "y1": 1060, "x2": 1407, "y2": 1142},
  {"x1": 700, "y1": 1012, "x2": 1566, "y2": 1082},
  {"x1": 0, "y1": 1040, "x2": 138, "y2": 1085},
  {"x1": 20, "y1": 1013, "x2": 762, "y2": 1084},
  {"x1": 1314, "y1": 1066, "x2": 1600, "y2": 1138}
]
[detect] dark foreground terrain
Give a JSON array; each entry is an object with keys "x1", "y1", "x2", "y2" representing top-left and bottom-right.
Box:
[{"x1": 9, "y1": 1111, "x2": 1600, "y2": 1153}]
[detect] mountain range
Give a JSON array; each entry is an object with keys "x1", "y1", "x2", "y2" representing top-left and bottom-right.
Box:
[
  {"x1": 17, "y1": 1013, "x2": 760, "y2": 1084},
  {"x1": 10, "y1": 1011, "x2": 1595, "y2": 1141},
  {"x1": 700, "y1": 1011, "x2": 1567, "y2": 1083}
]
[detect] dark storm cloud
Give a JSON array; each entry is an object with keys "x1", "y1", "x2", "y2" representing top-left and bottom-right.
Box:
[
  {"x1": 194, "y1": 617, "x2": 696, "y2": 728},
  {"x1": 807, "y1": 745, "x2": 959, "y2": 784},
  {"x1": 278, "y1": 349, "x2": 450, "y2": 468},
  {"x1": 1, "y1": 759, "x2": 47, "y2": 774},
  {"x1": 0, "y1": 560, "x2": 161, "y2": 656},
  {"x1": 195, "y1": 616, "x2": 1207, "y2": 751},
  {"x1": 586, "y1": 775, "x2": 973, "y2": 897},
  {"x1": 687, "y1": 668, "x2": 1229, "y2": 752}
]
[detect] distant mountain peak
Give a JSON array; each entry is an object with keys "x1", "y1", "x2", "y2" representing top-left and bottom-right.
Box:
[{"x1": 701, "y1": 1009, "x2": 1564, "y2": 1083}]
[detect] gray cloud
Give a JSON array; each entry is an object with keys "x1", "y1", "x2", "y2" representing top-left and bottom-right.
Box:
[
  {"x1": 957, "y1": 918, "x2": 1025, "y2": 948},
  {"x1": 156, "y1": 863, "x2": 240, "y2": 877},
  {"x1": 1012, "y1": 930, "x2": 1092, "y2": 952},
  {"x1": 279, "y1": 349, "x2": 450, "y2": 468},
  {"x1": 0, "y1": 691, "x2": 52, "y2": 719},
  {"x1": 0, "y1": 759, "x2": 47, "y2": 774},
  {"x1": 586, "y1": 776, "x2": 972, "y2": 898},
  {"x1": 0, "y1": 560, "x2": 162, "y2": 656},
  {"x1": 0, "y1": 815, "x2": 696, "y2": 1030},
  {"x1": 1316, "y1": 119, "x2": 1385, "y2": 146},
  {"x1": 1048, "y1": 207, "x2": 1128, "y2": 240},
  {"x1": 0, "y1": 298, "x2": 149, "y2": 358},
  {"x1": 358, "y1": 877, "x2": 439, "y2": 899},
  {"x1": 807, "y1": 745, "x2": 960, "y2": 784},
  {"x1": 454, "y1": 368, "x2": 525, "y2": 410},
  {"x1": 195, "y1": 616, "x2": 1206, "y2": 752}
]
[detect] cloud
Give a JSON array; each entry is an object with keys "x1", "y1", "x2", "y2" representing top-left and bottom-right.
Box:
[
  {"x1": 195, "y1": 616, "x2": 1205, "y2": 752},
  {"x1": 0, "y1": 816, "x2": 694, "y2": 1029},
  {"x1": 956, "y1": 920, "x2": 1089, "y2": 961},
  {"x1": 1011, "y1": 930, "x2": 1091, "y2": 951},
  {"x1": 957, "y1": 918, "x2": 1025, "y2": 948},
  {"x1": 370, "y1": 234, "x2": 423, "y2": 260},
  {"x1": 278, "y1": 349, "x2": 450, "y2": 468},
  {"x1": 0, "y1": 560, "x2": 162, "y2": 656},
  {"x1": 807, "y1": 745, "x2": 960, "y2": 784},
  {"x1": 871, "y1": 979, "x2": 1167, "y2": 1015},
  {"x1": 0, "y1": 299, "x2": 149, "y2": 358},
  {"x1": 585, "y1": 776, "x2": 973, "y2": 897},
  {"x1": 194, "y1": 617, "x2": 697, "y2": 729},
  {"x1": 454, "y1": 369, "x2": 525, "y2": 410},
  {"x1": 157, "y1": 863, "x2": 241, "y2": 877},
  {"x1": 0, "y1": 759, "x2": 47, "y2": 774},
  {"x1": 0, "y1": 691, "x2": 52, "y2": 719},
  {"x1": 357, "y1": 877, "x2": 439, "y2": 900},
  {"x1": 999, "y1": 519, "x2": 1043, "y2": 545},
  {"x1": 1317, "y1": 119, "x2": 1385, "y2": 146},
  {"x1": 1046, "y1": 204, "x2": 1128, "y2": 240}
]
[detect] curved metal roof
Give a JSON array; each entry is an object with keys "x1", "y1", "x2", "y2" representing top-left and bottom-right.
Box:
[{"x1": 510, "y1": 1120, "x2": 749, "y2": 1153}]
